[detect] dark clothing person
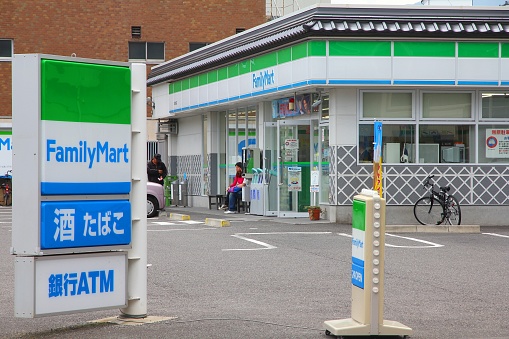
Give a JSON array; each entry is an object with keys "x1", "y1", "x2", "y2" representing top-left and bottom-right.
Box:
[{"x1": 147, "y1": 154, "x2": 168, "y2": 185}]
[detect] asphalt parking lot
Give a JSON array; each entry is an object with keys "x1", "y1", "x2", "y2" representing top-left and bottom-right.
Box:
[{"x1": 1, "y1": 206, "x2": 509, "y2": 339}]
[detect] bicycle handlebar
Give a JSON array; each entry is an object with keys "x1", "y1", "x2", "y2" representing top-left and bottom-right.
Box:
[{"x1": 422, "y1": 175, "x2": 434, "y2": 188}]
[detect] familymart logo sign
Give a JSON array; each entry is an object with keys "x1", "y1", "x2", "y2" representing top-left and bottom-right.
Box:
[
  {"x1": 40, "y1": 59, "x2": 131, "y2": 195},
  {"x1": 46, "y1": 139, "x2": 129, "y2": 169},
  {"x1": 252, "y1": 69, "x2": 275, "y2": 91}
]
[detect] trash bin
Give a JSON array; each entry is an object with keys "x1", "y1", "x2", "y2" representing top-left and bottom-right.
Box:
[
  {"x1": 171, "y1": 180, "x2": 188, "y2": 207},
  {"x1": 164, "y1": 175, "x2": 178, "y2": 207}
]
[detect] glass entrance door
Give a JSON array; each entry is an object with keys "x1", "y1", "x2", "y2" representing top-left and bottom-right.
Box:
[{"x1": 277, "y1": 120, "x2": 312, "y2": 217}]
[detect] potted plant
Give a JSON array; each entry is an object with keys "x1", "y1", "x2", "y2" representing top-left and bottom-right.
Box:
[{"x1": 306, "y1": 206, "x2": 322, "y2": 220}]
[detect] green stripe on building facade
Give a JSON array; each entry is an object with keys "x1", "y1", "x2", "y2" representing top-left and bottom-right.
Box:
[
  {"x1": 251, "y1": 52, "x2": 278, "y2": 72},
  {"x1": 329, "y1": 41, "x2": 391, "y2": 56},
  {"x1": 277, "y1": 47, "x2": 292, "y2": 64},
  {"x1": 41, "y1": 59, "x2": 131, "y2": 124},
  {"x1": 308, "y1": 40, "x2": 327, "y2": 56},
  {"x1": 394, "y1": 41, "x2": 455, "y2": 57},
  {"x1": 168, "y1": 40, "x2": 509, "y2": 94},
  {"x1": 458, "y1": 42, "x2": 499, "y2": 58}
]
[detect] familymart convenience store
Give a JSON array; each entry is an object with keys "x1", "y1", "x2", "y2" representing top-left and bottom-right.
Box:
[{"x1": 148, "y1": 5, "x2": 509, "y2": 225}]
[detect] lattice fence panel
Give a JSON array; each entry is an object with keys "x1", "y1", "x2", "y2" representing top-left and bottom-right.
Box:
[
  {"x1": 331, "y1": 146, "x2": 509, "y2": 206},
  {"x1": 177, "y1": 154, "x2": 202, "y2": 196}
]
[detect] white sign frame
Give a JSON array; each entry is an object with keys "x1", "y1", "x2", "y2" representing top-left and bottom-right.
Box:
[{"x1": 15, "y1": 252, "x2": 127, "y2": 318}]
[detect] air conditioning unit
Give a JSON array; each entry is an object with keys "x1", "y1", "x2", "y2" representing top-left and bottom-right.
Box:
[{"x1": 159, "y1": 119, "x2": 178, "y2": 134}]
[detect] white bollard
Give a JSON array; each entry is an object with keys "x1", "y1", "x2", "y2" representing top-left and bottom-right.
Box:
[{"x1": 324, "y1": 189, "x2": 412, "y2": 337}]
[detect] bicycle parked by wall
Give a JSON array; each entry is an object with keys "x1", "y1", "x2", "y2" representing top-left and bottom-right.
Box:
[{"x1": 413, "y1": 175, "x2": 461, "y2": 226}]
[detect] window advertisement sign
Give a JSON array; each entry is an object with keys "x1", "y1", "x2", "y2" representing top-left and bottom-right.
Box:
[
  {"x1": 288, "y1": 166, "x2": 302, "y2": 191},
  {"x1": 41, "y1": 200, "x2": 131, "y2": 249},
  {"x1": 284, "y1": 138, "x2": 299, "y2": 150},
  {"x1": 486, "y1": 129, "x2": 509, "y2": 158},
  {"x1": 310, "y1": 170, "x2": 320, "y2": 193},
  {"x1": 15, "y1": 252, "x2": 127, "y2": 318}
]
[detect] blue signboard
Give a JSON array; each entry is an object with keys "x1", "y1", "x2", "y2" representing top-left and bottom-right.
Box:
[
  {"x1": 352, "y1": 257, "x2": 365, "y2": 289},
  {"x1": 40, "y1": 200, "x2": 131, "y2": 249}
]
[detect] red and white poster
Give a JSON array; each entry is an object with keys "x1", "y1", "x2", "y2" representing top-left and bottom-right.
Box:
[{"x1": 486, "y1": 129, "x2": 509, "y2": 158}]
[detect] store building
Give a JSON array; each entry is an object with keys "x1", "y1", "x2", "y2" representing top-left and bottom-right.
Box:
[{"x1": 148, "y1": 5, "x2": 509, "y2": 225}]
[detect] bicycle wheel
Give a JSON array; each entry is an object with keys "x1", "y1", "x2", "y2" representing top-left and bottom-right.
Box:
[
  {"x1": 445, "y1": 195, "x2": 461, "y2": 226},
  {"x1": 414, "y1": 197, "x2": 445, "y2": 225}
]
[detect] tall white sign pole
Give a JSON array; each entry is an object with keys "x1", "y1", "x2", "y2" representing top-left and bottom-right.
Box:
[{"x1": 121, "y1": 63, "x2": 148, "y2": 317}]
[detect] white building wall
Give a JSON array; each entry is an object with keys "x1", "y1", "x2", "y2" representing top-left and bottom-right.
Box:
[
  {"x1": 152, "y1": 84, "x2": 169, "y2": 119},
  {"x1": 330, "y1": 87, "x2": 358, "y2": 146},
  {"x1": 175, "y1": 115, "x2": 202, "y2": 156}
]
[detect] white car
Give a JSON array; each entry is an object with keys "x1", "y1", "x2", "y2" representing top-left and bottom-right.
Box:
[{"x1": 147, "y1": 182, "x2": 165, "y2": 218}]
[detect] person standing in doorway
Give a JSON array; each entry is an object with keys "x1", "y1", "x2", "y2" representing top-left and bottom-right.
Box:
[{"x1": 147, "y1": 154, "x2": 168, "y2": 185}]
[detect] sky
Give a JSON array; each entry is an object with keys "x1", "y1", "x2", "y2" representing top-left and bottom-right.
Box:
[{"x1": 330, "y1": 0, "x2": 507, "y2": 5}]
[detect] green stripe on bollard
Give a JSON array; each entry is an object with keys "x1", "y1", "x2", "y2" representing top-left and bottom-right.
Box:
[{"x1": 352, "y1": 200, "x2": 366, "y2": 231}]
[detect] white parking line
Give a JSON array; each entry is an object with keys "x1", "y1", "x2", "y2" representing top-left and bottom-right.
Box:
[
  {"x1": 149, "y1": 221, "x2": 205, "y2": 226},
  {"x1": 385, "y1": 233, "x2": 443, "y2": 248},
  {"x1": 148, "y1": 228, "x2": 215, "y2": 232},
  {"x1": 223, "y1": 232, "x2": 332, "y2": 251},
  {"x1": 482, "y1": 233, "x2": 509, "y2": 239},
  {"x1": 337, "y1": 233, "x2": 443, "y2": 248},
  {"x1": 180, "y1": 220, "x2": 205, "y2": 224}
]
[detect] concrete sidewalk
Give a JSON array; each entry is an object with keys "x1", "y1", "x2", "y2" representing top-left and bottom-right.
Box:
[{"x1": 160, "y1": 205, "x2": 480, "y2": 233}]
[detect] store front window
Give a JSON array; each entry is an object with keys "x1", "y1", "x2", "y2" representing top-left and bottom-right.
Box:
[
  {"x1": 362, "y1": 92, "x2": 413, "y2": 119},
  {"x1": 359, "y1": 124, "x2": 416, "y2": 163},
  {"x1": 359, "y1": 91, "x2": 476, "y2": 164},
  {"x1": 422, "y1": 92, "x2": 472, "y2": 119},
  {"x1": 418, "y1": 124, "x2": 473, "y2": 164},
  {"x1": 226, "y1": 107, "x2": 257, "y2": 182},
  {"x1": 480, "y1": 93, "x2": 509, "y2": 163},
  {"x1": 482, "y1": 93, "x2": 509, "y2": 119}
]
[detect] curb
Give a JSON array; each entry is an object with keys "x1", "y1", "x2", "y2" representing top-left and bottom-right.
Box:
[
  {"x1": 169, "y1": 213, "x2": 190, "y2": 221},
  {"x1": 205, "y1": 218, "x2": 230, "y2": 227},
  {"x1": 386, "y1": 225, "x2": 480, "y2": 233}
]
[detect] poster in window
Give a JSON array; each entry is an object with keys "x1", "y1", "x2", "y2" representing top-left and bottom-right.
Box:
[
  {"x1": 296, "y1": 94, "x2": 311, "y2": 115},
  {"x1": 272, "y1": 98, "x2": 300, "y2": 118},
  {"x1": 486, "y1": 129, "x2": 509, "y2": 158},
  {"x1": 287, "y1": 166, "x2": 301, "y2": 191}
]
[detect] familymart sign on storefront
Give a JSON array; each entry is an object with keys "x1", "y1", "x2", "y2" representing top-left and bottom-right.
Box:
[{"x1": 12, "y1": 54, "x2": 132, "y2": 317}]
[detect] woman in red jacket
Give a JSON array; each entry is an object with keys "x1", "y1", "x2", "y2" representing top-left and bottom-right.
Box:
[{"x1": 224, "y1": 162, "x2": 245, "y2": 214}]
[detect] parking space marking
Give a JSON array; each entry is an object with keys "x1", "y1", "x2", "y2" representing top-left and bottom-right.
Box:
[
  {"x1": 337, "y1": 233, "x2": 443, "y2": 248},
  {"x1": 148, "y1": 228, "x2": 215, "y2": 232},
  {"x1": 223, "y1": 232, "x2": 332, "y2": 251},
  {"x1": 483, "y1": 233, "x2": 509, "y2": 239},
  {"x1": 180, "y1": 220, "x2": 205, "y2": 224}
]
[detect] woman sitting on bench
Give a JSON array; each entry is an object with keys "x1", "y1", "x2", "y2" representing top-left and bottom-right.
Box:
[{"x1": 222, "y1": 162, "x2": 245, "y2": 214}]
